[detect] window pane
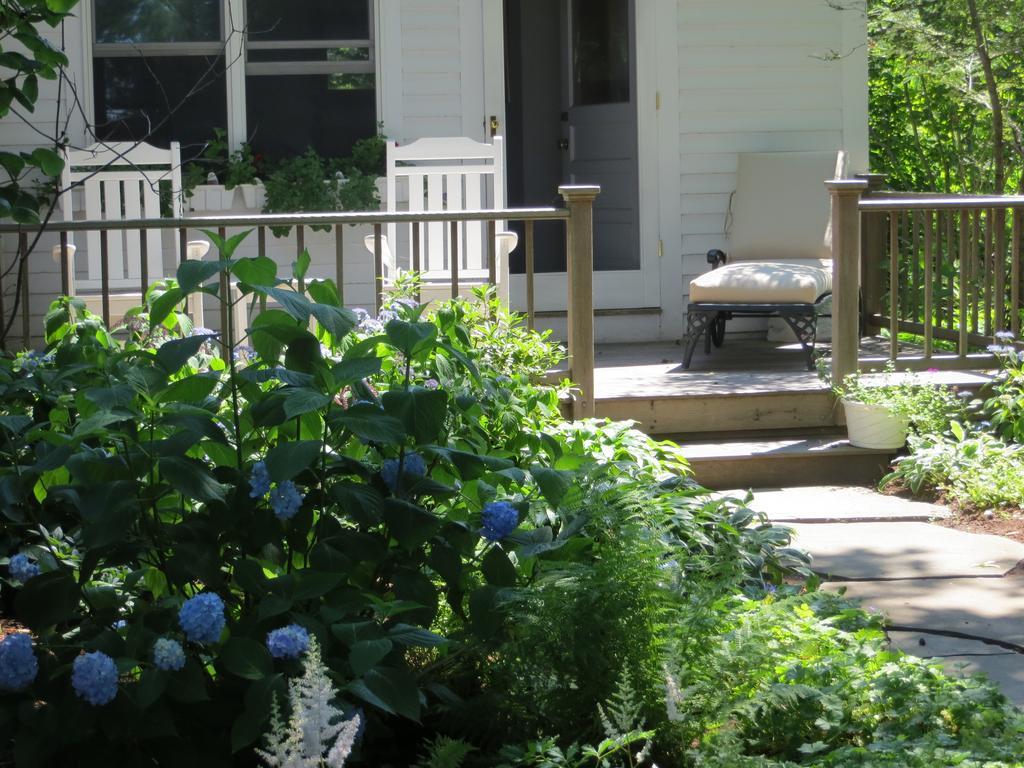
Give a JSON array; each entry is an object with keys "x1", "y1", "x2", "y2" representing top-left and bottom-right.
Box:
[
  {"x1": 572, "y1": 0, "x2": 630, "y2": 106},
  {"x1": 94, "y1": 0, "x2": 221, "y2": 43},
  {"x1": 246, "y1": 74, "x2": 375, "y2": 162},
  {"x1": 93, "y1": 56, "x2": 228, "y2": 159},
  {"x1": 247, "y1": 0, "x2": 370, "y2": 41}
]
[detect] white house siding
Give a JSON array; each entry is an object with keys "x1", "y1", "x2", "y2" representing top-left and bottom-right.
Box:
[
  {"x1": 673, "y1": 0, "x2": 868, "y2": 333},
  {"x1": 383, "y1": 0, "x2": 489, "y2": 143},
  {"x1": 0, "y1": 10, "x2": 91, "y2": 347}
]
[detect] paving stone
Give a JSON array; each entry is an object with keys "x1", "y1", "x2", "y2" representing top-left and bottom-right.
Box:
[
  {"x1": 825, "y1": 578, "x2": 1024, "y2": 645},
  {"x1": 789, "y1": 522, "x2": 1024, "y2": 578},
  {"x1": 888, "y1": 631, "x2": 1024, "y2": 705},
  {"x1": 733, "y1": 485, "x2": 949, "y2": 522}
]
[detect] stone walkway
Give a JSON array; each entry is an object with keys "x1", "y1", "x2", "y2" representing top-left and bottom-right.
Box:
[{"x1": 739, "y1": 485, "x2": 1024, "y2": 705}]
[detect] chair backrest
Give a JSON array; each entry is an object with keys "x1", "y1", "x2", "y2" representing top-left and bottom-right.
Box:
[
  {"x1": 726, "y1": 151, "x2": 847, "y2": 262},
  {"x1": 59, "y1": 141, "x2": 182, "y2": 290},
  {"x1": 385, "y1": 136, "x2": 505, "y2": 278}
]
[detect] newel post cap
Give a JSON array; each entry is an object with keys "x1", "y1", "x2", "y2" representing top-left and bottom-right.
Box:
[
  {"x1": 824, "y1": 179, "x2": 869, "y2": 194},
  {"x1": 559, "y1": 185, "x2": 601, "y2": 203}
]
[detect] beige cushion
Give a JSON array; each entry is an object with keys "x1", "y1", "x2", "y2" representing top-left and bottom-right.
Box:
[
  {"x1": 728, "y1": 151, "x2": 846, "y2": 262},
  {"x1": 689, "y1": 259, "x2": 832, "y2": 304}
]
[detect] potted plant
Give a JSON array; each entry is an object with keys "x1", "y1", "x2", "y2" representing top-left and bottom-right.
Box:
[
  {"x1": 182, "y1": 129, "x2": 263, "y2": 211},
  {"x1": 183, "y1": 129, "x2": 235, "y2": 211},
  {"x1": 262, "y1": 137, "x2": 385, "y2": 237},
  {"x1": 833, "y1": 367, "x2": 967, "y2": 450},
  {"x1": 224, "y1": 142, "x2": 264, "y2": 209}
]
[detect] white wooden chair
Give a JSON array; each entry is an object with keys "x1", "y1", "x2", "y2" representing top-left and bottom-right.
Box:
[
  {"x1": 365, "y1": 136, "x2": 517, "y2": 302},
  {"x1": 55, "y1": 141, "x2": 209, "y2": 329}
]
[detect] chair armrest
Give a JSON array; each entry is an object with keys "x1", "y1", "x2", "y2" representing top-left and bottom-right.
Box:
[
  {"x1": 707, "y1": 249, "x2": 727, "y2": 268},
  {"x1": 496, "y1": 230, "x2": 518, "y2": 255},
  {"x1": 363, "y1": 233, "x2": 396, "y2": 280}
]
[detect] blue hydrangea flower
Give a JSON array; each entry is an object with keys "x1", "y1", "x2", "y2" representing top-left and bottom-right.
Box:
[
  {"x1": 8, "y1": 553, "x2": 39, "y2": 584},
  {"x1": 269, "y1": 480, "x2": 304, "y2": 521},
  {"x1": 481, "y1": 501, "x2": 519, "y2": 542},
  {"x1": 72, "y1": 651, "x2": 118, "y2": 706},
  {"x1": 18, "y1": 350, "x2": 53, "y2": 373},
  {"x1": 423, "y1": 379, "x2": 439, "y2": 390},
  {"x1": 381, "y1": 452, "x2": 428, "y2": 492},
  {"x1": 266, "y1": 624, "x2": 310, "y2": 659},
  {"x1": 994, "y1": 330, "x2": 1016, "y2": 342},
  {"x1": 152, "y1": 638, "x2": 186, "y2": 672},
  {"x1": 250, "y1": 461, "x2": 271, "y2": 499},
  {"x1": 178, "y1": 592, "x2": 225, "y2": 644},
  {"x1": 0, "y1": 633, "x2": 38, "y2": 691},
  {"x1": 988, "y1": 343, "x2": 1014, "y2": 356}
]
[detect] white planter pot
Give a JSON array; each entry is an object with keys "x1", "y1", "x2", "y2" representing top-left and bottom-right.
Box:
[
  {"x1": 842, "y1": 398, "x2": 909, "y2": 450},
  {"x1": 238, "y1": 182, "x2": 266, "y2": 210}
]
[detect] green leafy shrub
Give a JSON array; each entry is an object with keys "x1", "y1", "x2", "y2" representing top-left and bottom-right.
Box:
[
  {"x1": 982, "y1": 334, "x2": 1024, "y2": 443},
  {"x1": 672, "y1": 593, "x2": 1024, "y2": 767},
  {"x1": 435, "y1": 286, "x2": 565, "y2": 382},
  {"x1": 0, "y1": 229, "x2": 577, "y2": 764},
  {"x1": 882, "y1": 422, "x2": 1024, "y2": 508}
]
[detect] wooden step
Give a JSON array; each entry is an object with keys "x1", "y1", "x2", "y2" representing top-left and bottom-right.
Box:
[
  {"x1": 597, "y1": 388, "x2": 838, "y2": 436},
  {"x1": 677, "y1": 435, "x2": 896, "y2": 490}
]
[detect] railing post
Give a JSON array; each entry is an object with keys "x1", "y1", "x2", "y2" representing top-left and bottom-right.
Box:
[
  {"x1": 559, "y1": 184, "x2": 600, "y2": 420},
  {"x1": 857, "y1": 175, "x2": 887, "y2": 335},
  {"x1": 826, "y1": 179, "x2": 869, "y2": 386}
]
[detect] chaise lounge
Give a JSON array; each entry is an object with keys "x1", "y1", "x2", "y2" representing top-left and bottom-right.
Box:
[{"x1": 682, "y1": 151, "x2": 847, "y2": 371}]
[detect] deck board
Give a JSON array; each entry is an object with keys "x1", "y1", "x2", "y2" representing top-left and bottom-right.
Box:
[{"x1": 589, "y1": 338, "x2": 992, "y2": 402}]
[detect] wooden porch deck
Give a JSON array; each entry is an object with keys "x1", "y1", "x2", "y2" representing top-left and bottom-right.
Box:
[{"x1": 589, "y1": 337, "x2": 993, "y2": 437}]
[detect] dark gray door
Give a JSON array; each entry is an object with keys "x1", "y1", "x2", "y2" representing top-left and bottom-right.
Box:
[{"x1": 563, "y1": 0, "x2": 639, "y2": 271}]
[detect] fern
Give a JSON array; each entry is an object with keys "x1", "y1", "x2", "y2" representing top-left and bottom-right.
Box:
[
  {"x1": 598, "y1": 670, "x2": 645, "y2": 739},
  {"x1": 414, "y1": 736, "x2": 475, "y2": 768}
]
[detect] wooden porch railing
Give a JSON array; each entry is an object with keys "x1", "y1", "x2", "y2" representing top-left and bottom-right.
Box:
[
  {"x1": 829, "y1": 180, "x2": 1022, "y2": 383},
  {"x1": 0, "y1": 184, "x2": 600, "y2": 417}
]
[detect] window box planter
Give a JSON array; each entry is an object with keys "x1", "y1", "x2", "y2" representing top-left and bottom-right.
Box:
[
  {"x1": 841, "y1": 398, "x2": 909, "y2": 450},
  {"x1": 237, "y1": 182, "x2": 266, "y2": 210},
  {"x1": 187, "y1": 184, "x2": 237, "y2": 212}
]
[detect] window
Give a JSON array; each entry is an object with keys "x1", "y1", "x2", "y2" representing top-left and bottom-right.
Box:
[
  {"x1": 91, "y1": 0, "x2": 377, "y2": 163},
  {"x1": 571, "y1": 0, "x2": 630, "y2": 106},
  {"x1": 244, "y1": 0, "x2": 377, "y2": 162},
  {"x1": 92, "y1": 0, "x2": 228, "y2": 155}
]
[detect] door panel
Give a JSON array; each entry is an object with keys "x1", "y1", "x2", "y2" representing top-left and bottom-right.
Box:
[{"x1": 564, "y1": 0, "x2": 640, "y2": 273}]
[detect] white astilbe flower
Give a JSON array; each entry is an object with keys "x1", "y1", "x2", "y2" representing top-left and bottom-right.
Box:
[
  {"x1": 258, "y1": 637, "x2": 361, "y2": 768},
  {"x1": 258, "y1": 697, "x2": 307, "y2": 768},
  {"x1": 325, "y1": 716, "x2": 361, "y2": 768}
]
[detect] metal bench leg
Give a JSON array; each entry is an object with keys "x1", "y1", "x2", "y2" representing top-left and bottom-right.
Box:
[
  {"x1": 683, "y1": 310, "x2": 712, "y2": 369},
  {"x1": 781, "y1": 312, "x2": 819, "y2": 371}
]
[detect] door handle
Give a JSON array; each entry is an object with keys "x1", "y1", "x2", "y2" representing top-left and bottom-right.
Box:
[{"x1": 558, "y1": 138, "x2": 569, "y2": 151}]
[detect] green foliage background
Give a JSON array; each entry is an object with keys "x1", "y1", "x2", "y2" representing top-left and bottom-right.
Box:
[{"x1": 870, "y1": 0, "x2": 1024, "y2": 193}]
